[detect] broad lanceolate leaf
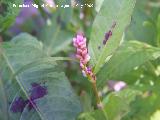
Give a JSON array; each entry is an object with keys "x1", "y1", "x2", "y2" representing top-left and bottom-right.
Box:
[
  {"x1": 103, "y1": 88, "x2": 141, "y2": 120},
  {"x1": 88, "y1": 0, "x2": 136, "y2": 73},
  {"x1": 97, "y1": 41, "x2": 160, "y2": 88},
  {"x1": 0, "y1": 33, "x2": 81, "y2": 120},
  {"x1": 123, "y1": 86, "x2": 160, "y2": 120},
  {"x1": 78, "y1": 89, "x2": 140, "y2": 120}
]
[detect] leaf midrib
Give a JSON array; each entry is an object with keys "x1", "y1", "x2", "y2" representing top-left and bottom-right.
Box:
[{"x1": 1, "y1": 50, "x2": 46, "y2": 120}]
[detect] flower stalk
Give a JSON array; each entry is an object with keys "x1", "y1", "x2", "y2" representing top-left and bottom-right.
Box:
[{"x1": 73, "y1": 33, "x2": 103, "y2": 109}]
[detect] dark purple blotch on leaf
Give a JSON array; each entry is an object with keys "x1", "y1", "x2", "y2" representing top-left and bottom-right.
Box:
[
  {"x1": 103, "y1": 30, "x2": 112, "y2": 45},
  {"x1": 25, "y1": 99, "x2": 36, "y2": 110},
  {"x1": 27, "y1": 82, "x2": 48, "y2": 110},
  {"x1": 10, "y1": 97, "x2": 28, "y2": 113},
  {"x1": 10, "y1": 82, "x2": 48, "y2": 113},
  {"x1": 30, "y1": 82, "x2": 48, "y2": 100},
  {"x1": 105, "y1": 30, "x2": 112, "y2": 40},
  {"x1": 102, "y1": 22, "x2": 116, "y2": 45}
]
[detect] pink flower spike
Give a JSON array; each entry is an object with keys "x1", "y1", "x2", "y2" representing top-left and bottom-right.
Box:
[
  {"x1": 77, "y1": 34, "x2": 84, "y2": 41},
  {"x1": 84, "y1": 54, "x2": 90, "y2": 62},
  {"x1": 80, "y1": 62, "x2": 84, "y2": 68},
  {"x1": 82, "y1": 49, "x2": 88, "y2": 56},
  {"x1": 76, "y1": 54, "x2": 82, "y2": 60},
  {"x1": 80, "y1": 44, "x2": 86, "y2": 49},
  {"x1": 73, "y1": 33, "x2": 95, "y2": 80},
  {"x1": 77, "y1": 48, "x2": 83, "y2": 54},
  {"x1": 78, "y1": 41, "x2": 85, "y2": 46},
  {"x1": 73, "y1": 34, "x2": 90, "y2": 65}
]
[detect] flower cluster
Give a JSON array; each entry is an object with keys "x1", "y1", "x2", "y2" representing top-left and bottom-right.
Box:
[
  {"x1": 73, "y1": 34, "x2": 90, "y2": 65},
  {"x1": 73, "y1": 34, "x2": 96, "y2": 81}
]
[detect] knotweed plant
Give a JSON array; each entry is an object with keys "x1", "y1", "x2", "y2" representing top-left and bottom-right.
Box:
[{"x1": 1, "y1": 0, "x2": 160, "y2": 120}]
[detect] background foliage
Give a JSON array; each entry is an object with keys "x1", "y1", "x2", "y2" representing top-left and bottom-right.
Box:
[{"x1": 0, "y1": 0, "x2": 160, "y2": 120}]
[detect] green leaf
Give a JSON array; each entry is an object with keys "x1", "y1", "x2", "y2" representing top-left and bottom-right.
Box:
[
  {"x1": 54, "y1": 0, "x2": 73, "y2": 24},
  {"x1": 88, "y1": 0, "x2": 136, "y2": 73},
  {"x1": 95, "y1": 0, "x2": 104, "y2": 12},
  {"x1": 80, "y1": 92, "x2": 93, "y2": 112},
  {"x1": 0, "y1": 33, "x2": 82, "y2": 120},
  {"x1": 0, "y1": 76, "x2": 9, "y2": 120},
  {"x1": 20, "y1": 105, "x2": 41, "y2": 120},
  {"x1": 104, "y1": 95, "x2": 129, "y2": 120},
  {"x1": 38, "y1": 20, "x2": 74, "y2": 55},
  {"x1": 78, "y1": 88, "x2": 140, "y2": 120},
  {"x1": 38, "y1": 0, "x2": 73, "y2": 55},
  {"x1": 0, "y1": 0, "x2": 22, "y2": 32},
  {"x1": 125, "y1": 7, "x2": 157, "y2": 46},
  {"x1": 103, "y1": 88, "x2": 141, "y2": 105},
  {"x1": 103, "y1": 89, "x2": 140, "y2": 120},
  {"x1": 78, "y1": 110, "x2": 106, "y2": 120},
  {"x1": 123, "y1": 85, "x2": 160, "y2": 120},
  {"x1": 156, "y1": 14, "x2": 160, "y2": 47},
  {"x1": 97, "y1": 41, "x2": 160, "y2": 88}
]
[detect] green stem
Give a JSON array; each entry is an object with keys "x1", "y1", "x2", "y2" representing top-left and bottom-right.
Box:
[
  {"x1": 83, "y1": 66, "x2": 102, "y2": 108},
  {"x1": 91, "y1": 81, "x2": 102, "y2": 106},
  {"x1": 92, "y1": 80, "x2": 109, "y2": 120},
  {"x1": 81, "y1": 65, "x2": 109, "y2": 119}
]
